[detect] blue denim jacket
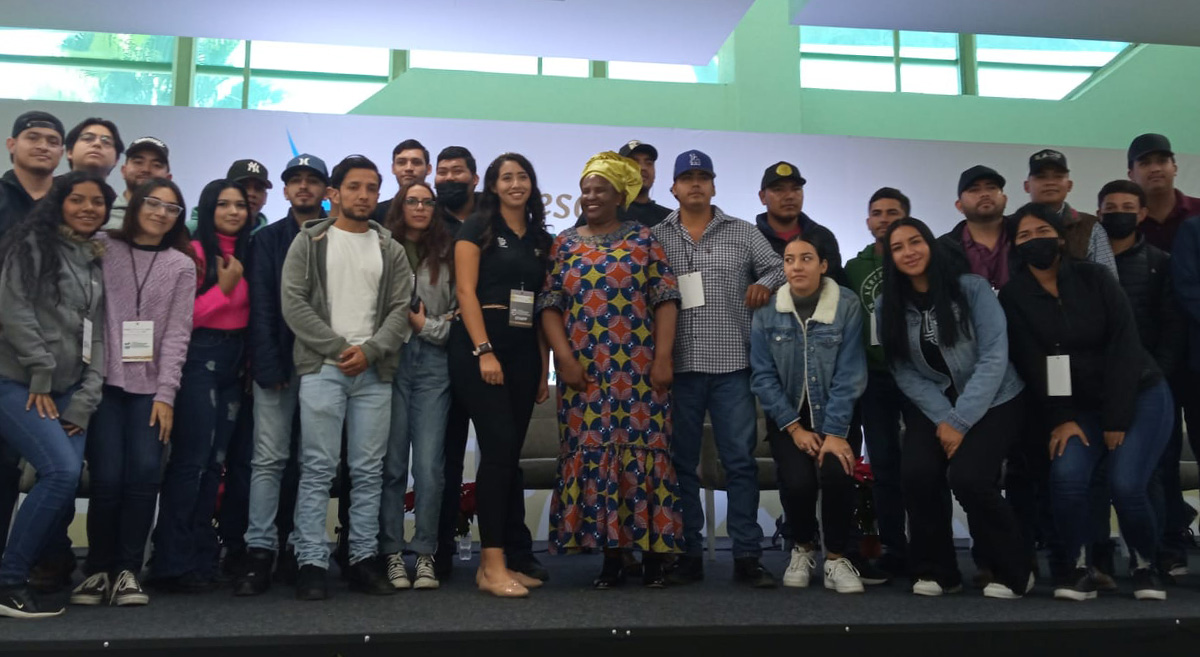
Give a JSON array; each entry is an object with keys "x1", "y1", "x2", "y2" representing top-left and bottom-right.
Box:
[
  {"x1": 877, "y1": 273, "x2": 1024, "y2": 433},
  {"x1": 750, "y1": 278, "x2": 868, "y2": 439}
]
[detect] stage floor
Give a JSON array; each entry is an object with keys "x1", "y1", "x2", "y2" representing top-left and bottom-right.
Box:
[{"x1": 5, "y1": 545, "x2": 1200, "y2": 656}]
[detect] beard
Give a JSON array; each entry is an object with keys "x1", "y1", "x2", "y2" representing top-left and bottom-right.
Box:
[
  {"x1": 341, "y1": 205, "x2": 373, "y2": 222},
  {"x1": 292, "y1": 201, "x2": 321, "y2": 215}
]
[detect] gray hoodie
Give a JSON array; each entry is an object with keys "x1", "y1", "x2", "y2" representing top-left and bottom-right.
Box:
[
  {"x1": 281, "y1": 218, "x2": 412, "y2": 382},
  {"x1": 0, "y1": 232, "x2": 106, "y2": 427}
]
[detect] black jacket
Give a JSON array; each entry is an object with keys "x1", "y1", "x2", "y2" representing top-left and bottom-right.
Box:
[
  {"x1": 0, "y1": 169, "x2": 37, "y2": 237},
  {"x1": 999, "y1": 259, "x2": 1161, "y2": 432},
  {"x1": 1114, "y1": 236, "x2": 1186, "y2": 379},
  {"x1": 755, "y1": 212, "x2": 845, "y2": 284},
  {"x1": 937, "y1": 219, "x2": 1018, "y2": 288},
  {"x1": 249, "y1": 210, "x2": 323, "y2": 388}
]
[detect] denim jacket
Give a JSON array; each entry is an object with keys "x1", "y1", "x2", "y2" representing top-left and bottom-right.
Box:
[
  {"x1": 878, "y1": 273, "x2": 1024, "y2": 433},
  {"x1": 750, "y1": 278, "x2": 867, "y2": 439}
]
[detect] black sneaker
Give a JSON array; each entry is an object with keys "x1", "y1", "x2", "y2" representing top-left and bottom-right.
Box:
[
  {"x1": 295, "y1": 564, "x2": 328, "y2": 601},
  {"x1": 347, "y1": 556, "x2": 396, "y2": 596},
  {"x1": 69, "y1": 572, "x2": 111, "y2": 606},
  {"x1": 1133, "y1": 568, "x2": 1167, "y2": 601},
  {"x1": 507, "y1": 553, "x2": 550, "y2": 582},
  {"x1": 0, "y1": 585, "x2": 64, "y2": 619},
  {"x1": 219, "y1": 548, "x2": 248, "y2": 584},
  {"x1": 733, "y1": 557, "x2": 778, "y2": 588},
  {"x1": 234, "y1": 548, "x2": 274, "y2": 597},
  {"x1": 665, "y1": 554, "x2": 704, "y2": 585},
  {"x1": 1053, "y1": 567, "x2": 1098, "y2": 601},
  {"x1": 274, "y1": 547, "x2": 298, "y2": 586},
  {"x1": 852, "y1": 557, "x2": 891, "y2": 586},
  {"x1": 111, "y1": 570, "x2": 149, "y2": 606}
]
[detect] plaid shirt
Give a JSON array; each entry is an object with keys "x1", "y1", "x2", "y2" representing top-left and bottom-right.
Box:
[{"x1": 652, "y1": 206, "x2": 785, "y2": 374}]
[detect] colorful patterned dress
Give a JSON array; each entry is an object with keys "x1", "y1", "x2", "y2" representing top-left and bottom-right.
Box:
[{"x1": 538, "y1": 221, "x2": 683, "y2": 554}]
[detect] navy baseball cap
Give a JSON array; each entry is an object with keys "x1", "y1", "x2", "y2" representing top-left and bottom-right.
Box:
[
  {"x1": 281, "y1": 153, "x2": 329, "y2": 185},
  {"x1": 673, "y1": 150, "x2": 715, "y2": 180},
  {"x1": 11, "y1": 110, "x2": 64, "y2": 139}
]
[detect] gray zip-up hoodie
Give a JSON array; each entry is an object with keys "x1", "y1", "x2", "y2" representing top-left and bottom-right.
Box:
[
  {"x1": 281, "y1": 218, "x2": 412, "y2": 382},
  {"x1": 0, "y1": 230, "x2": 106, "y2": 427},
  {"x1": 411, "y1": 258, "x2": 456, "y2": 347}
]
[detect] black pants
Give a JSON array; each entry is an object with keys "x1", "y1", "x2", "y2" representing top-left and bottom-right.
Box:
[
  {"x1": 902, "y1": 394, "x2": 1030, "y2": 591},
  {"x1": 766, "y1": 421, "x2": 857, "y2": 555},
  {"x1": 0, "y1": 440, "x2": 20, "y2": 559},
  {"x1": 447, "y1": 312, "x2": 540, "y2": 550}
]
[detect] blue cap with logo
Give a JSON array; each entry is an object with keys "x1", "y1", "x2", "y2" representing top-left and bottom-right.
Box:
[
  {"x1": 673, "y1": 149, "x2": 715, "y2": 180},
  {"x1": 281, "y1": 153, "x2": 329, "y2": 185}
]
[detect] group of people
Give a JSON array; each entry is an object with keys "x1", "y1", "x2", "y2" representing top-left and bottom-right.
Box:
[{"x1": 0, "y1": 107, "x2": 1198, "y2": 620}]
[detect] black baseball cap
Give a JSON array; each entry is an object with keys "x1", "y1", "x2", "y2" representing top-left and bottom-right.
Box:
[
  {"x1": 957, "y1": 165, "x2": 1006, "y2": 197},
  {"x1": 1127, "y1": 133, "x2": 1173, "y2": 169},
  {"x1": 618, "y1": 140, "x2": 658, "y2": 161},
  {"x1": 1028, "y1": 149, "x2": 1068, "y2": 176},
  {"x1": 11, "y1": 110, "x2": 64, "y2": 140},
  {"x1": 761, "y1": 161, "x2": 806, "y2": 190},
  {"x1": 281, "y1": 153, "x2": 329, "y2": 185},
  {"x1": 227, "y1": 159, "x2": 273, "y2": 189},
  {"x1": 126, "y1": 137, "x2": 170, "y2": 165}
]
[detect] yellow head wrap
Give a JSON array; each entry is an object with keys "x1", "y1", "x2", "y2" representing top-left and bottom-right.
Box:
[{"x1": 580, "y1": 151, "x2": 643, "y2": 210}]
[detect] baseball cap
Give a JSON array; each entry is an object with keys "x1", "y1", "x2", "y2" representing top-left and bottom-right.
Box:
[
  {"x1": 760, "y1": 161, "x2": 806, "y2": 190},
  {"x1": 1127, "y1": 133, "x2": 1173, "y2": 168},
  {"x1": 957, "y1": 165, "x2": 1006, "y2": 197},
  {"x1": 227, "y1": 159, "x2": 273, "y2": 189},
  {"x1": 281, "y1": 153, "x2": 329, "y2": 185},
  {"x1": 673, "y1": 150, "x2": 715, "y2": 180},
  {"x1": 126, "y1": 137, "x2": 170, "y2": 165},
  {"x1": 618, "y1": 140, "x2": 658, "y2": 161},
  {"x1": 1028, "y1": 149, "x2": 1068, "y2": 176},
  {"x1": 11, "y1": 110, "x2": 65, "y2": 140}
]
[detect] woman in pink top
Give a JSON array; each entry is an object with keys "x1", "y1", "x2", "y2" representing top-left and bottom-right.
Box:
[
  {"x1": 150, "y1": 179, "x2": 252, "y2": 592},
  {"x1": 71, "y1": 179, "x2": 197, "y2": 608}
]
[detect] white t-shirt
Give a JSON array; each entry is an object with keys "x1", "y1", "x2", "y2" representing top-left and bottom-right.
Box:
[{"x1": 325, "y1": 225, "x2": 383, "y2": 350}]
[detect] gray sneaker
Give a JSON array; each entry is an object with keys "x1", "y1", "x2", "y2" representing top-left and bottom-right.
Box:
[
  {"x1": 386, "y1": 553, "x2": 411, "y2": 590},
  {"x1": 414, "y1": 555, "x2": 440, "y2": 590}
]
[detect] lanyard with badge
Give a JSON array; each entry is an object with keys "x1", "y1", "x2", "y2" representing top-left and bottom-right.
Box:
[
  {"x1": 65, "y1": 258, "x2": 97, "y2": 365},
  {"x1": 506, "y1": 236, "x2": 537, "y2": 328},
  {"x1": 1047, "y1": 343, "x2": 1072, "y2": 397},
  {"x1": 123, "y1": 247, "x2": 158, "y2": 362},
  {"x1": 676, "y1": 224, "x2": 706, "y2": 310}
]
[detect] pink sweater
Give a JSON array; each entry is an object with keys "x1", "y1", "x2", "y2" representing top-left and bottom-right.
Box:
[{"x1": 193, "y1": 234, "x2": 250, "y2": 330}]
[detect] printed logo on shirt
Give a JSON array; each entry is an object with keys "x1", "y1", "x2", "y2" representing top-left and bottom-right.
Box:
[
  {"x1": 860, "y1": 267, "x2": 884, "y2": 313},
  {"x1": 497, "y1": 236, "x2": 509, "y2": 248},
  {"x1": 921, "y1": 309, "x2": 939, "y2": 346}
]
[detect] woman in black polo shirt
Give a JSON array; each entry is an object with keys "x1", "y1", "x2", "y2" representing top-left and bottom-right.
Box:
[{"x1": 451, "y1": 153, "x2": 553, "y2": 598}]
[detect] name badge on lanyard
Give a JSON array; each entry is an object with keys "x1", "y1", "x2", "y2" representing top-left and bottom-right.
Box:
[
  {"x1": 122, "y1": 321, "x2": 155, "y2": 362},
  {"x1": 1047, "y1": 355, "x2": 1072, "y2": 397},
  {"x1": 81, "y1": 317, "x2": 93, "y2": 365},
  {"x1": 678, "y1": 272, "x2": 705, "y2": 310},
  {"x1": 509, "y1": 289, "x2": 535, "y2": 328}
]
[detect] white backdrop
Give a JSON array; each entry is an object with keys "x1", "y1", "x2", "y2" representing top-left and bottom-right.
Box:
[{"x1": 6, "y1": 98, "x2": 1196, "y2": 544}]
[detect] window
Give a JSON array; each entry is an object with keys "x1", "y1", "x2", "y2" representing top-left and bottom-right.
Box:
[
  {"x1": 410, "y1": 50, "x2": 539, "y2": 75},
  {"x1": 799, "y1": 27, "x2": 959, "y2": 95},
  {"x1": 540, "y1": 57, "x2": 590, "y2": 78},
  {"x1": 976, "y1": 35, "x2": 1128, "y2": 100},
  {"x1": 608, "y1": 56, "x2": 720, "y2": 83}
]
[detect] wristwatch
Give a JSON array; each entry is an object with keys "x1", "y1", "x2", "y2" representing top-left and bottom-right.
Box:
[{"x1": 473, "y1": 342, "x2": 494, "y2": 357}]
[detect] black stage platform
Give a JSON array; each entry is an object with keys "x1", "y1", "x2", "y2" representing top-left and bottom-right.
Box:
[{"x1": 5, "y1": 546, "x2": 1200, "y2": 657}]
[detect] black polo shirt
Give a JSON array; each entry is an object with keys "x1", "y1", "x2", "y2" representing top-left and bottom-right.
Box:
[{"x1": 457, "y1": 214, "x2": 548, "y2": 306}]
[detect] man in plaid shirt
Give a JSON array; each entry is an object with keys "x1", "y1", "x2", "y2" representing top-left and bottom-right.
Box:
[{"x1": 652, "y1": 149, "x2": 785, "y2": 587}]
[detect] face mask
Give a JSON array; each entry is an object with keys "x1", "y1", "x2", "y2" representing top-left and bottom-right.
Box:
[
  {"x1": 1100, "y1": 212, "x2": 1139, "y2": 239},
  {"x1": 435, "y1": 181, "x2": 471, "y2": 211},
  {"x1": 1017, "y1": 237, "x2": 1060, "y2": 270}
]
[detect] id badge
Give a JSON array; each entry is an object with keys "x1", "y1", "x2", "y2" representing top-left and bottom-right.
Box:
[
  {"x1": 1047, "y1": 355, "x2": 1072, "y2": 397},
  {"x1": 869, "y1": 311, "x2": 881, "y2": 347},
  {"x1": 509, "y1": 289, "x2": 535, "y2": 328},
  {"x1": 122, "y1": 321, "x2": 155, "y2": 362},
  {"x1": 678, "y1": 272, "x2": 705, "y2": 310},
  {"x1": 81, "y1": 317, "x2": 93, "y2": 365}
]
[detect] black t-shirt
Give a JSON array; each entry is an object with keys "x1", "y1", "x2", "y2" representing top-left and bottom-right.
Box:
[
  {"x1": 457, "y1": 214, "x2": 548, "y2": 306},
  {"x1": 913, "y1": 292, "x2": 958, "y2": 403}
]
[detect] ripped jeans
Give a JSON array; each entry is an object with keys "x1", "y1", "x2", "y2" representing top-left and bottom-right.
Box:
[{"x1": 151, "y1": 328, "x2": 246, "y2": 579}]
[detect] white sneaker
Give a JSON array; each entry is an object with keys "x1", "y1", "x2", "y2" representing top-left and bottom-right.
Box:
[
  {"x1": 823, "y1": 557, "x2": 865, "y2": 594},
  {"x1": 783, "y1": 546, "x2": 816, "y2": 588},
  {"x1": 70, "y1": 572, "x2": 111, "y2": 606},
  {"x1": 983, "y1": 573, "x2": 1035, "y2": 600},
  {"x1": 413, "y1": 554, "x2": 440, "y2": 590},
  {"x1": 912, "y1": 579, "x2": 962, "y2": 597},
  {"x1": 386, "y1": 553, "x2": 411, "y2": 590}
]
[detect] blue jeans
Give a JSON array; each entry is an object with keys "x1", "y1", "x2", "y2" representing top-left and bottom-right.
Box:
[
  {"x1": 244, "y1": 378, "x2": 300, "y2": 552},
  {"x1": 152, "y1": 329, "x2": 245, "y2": 579},
  {"x1": 294, "y1": 364, "x2": 391, "y2": 568},
  {"x1": 672, "y1": 369, "x2": 763, "y2": 559},
  {"x1": 859, "y1": 369, "x2": 906, "y2": 557},
  {"x1": 380, "y1": 339, "x2": 449, "y2": 556},
  {"x1": 84, "y1": 387, "x2": 164, "y2": 574},
  {"x1": 0, "y1": 377, "x2": 84, "y2": 586},
  {"x1": 1049, "y1": 380, "x2": 1174, "y2": 567}
]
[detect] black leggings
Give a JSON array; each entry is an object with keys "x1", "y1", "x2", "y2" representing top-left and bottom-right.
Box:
[
  {"x1": 766, "y1": 421, "x2": 857, "y2": 555},
  {"x1": 447, "y1": 311, "x2": 540, "y2": 550}
]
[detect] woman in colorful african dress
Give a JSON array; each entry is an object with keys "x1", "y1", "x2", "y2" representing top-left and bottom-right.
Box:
[{"x1": 538, "y1": 152, "x2": 682, "y2": 589}]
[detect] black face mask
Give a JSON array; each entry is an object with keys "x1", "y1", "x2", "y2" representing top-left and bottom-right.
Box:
[
  {"x1": 1017, "y1": 237, "x2": 1061, "y2": 270},
  {"x1": 435, "y1": 181, "x2": 471, "y2": 211},
  {"x1": 1100, "y1": 212, "x2": 1139, "y2": 239}
]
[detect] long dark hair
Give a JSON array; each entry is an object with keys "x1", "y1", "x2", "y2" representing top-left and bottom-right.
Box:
[
  {"x1": 470, "y1": 152, "x2": 551, "y2": 263},
  {"x1": 0, "y1": 170, "x2": 114, "y2": 302},
  {"x1": 193, "y1": 179, "x2": 251, "y2": 295},
  {"x1": 879, "y1": 217, "x2": 972, "y2": 364},
  {"x1": 110, "y1": 178, "x2": 196, "y2": 264},
  {"x1": 386, "y1": 181, "x2": 453, "y2": 285}
]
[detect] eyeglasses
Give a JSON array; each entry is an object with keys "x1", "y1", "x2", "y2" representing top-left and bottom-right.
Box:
[
  {"x1": 144, "y1": 196, "x2": 183, "y2": 218},
  {"x1": 404, "y1": 197, "x2": 436, "y2": 209},
  {"x1": 78, "y1": 133, "x2": 115, "y2": 148}
]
